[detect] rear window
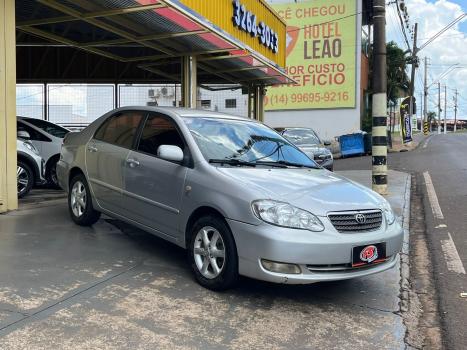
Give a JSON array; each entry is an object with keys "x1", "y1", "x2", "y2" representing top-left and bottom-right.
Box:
[{"x1": 22, "y1": 118, "x2": 69, "y2": 138}]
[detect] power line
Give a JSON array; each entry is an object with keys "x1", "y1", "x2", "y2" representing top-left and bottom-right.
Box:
[
  {"x1": 388, "y1": 4, "x2": 409, "y2": 48},
  {"x1": 395, "y1": 0, "x2": 412, "y2": 51},
  {"x1": 418, "y1": 13, "x2": 467, "y2": 51}
]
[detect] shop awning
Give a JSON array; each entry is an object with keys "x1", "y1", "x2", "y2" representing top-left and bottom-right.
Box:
[{"x1": 16, "y1": 0, "x2": 293, "y2": 86}]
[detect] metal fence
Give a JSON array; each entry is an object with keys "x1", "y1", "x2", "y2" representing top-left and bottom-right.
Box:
[{"x1": 16, "y1": 83, "x2": 248, "y2": 128}]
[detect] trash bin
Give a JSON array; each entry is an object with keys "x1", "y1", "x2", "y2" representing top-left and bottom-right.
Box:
[{"x1": 339, "y1": 133, "x2": 365, "y2": 157}]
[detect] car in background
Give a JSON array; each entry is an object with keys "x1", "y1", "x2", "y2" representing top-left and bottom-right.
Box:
[
  {"x1": 16, "y1": 135, "x2": 45, "y2": 198},
  {"x1": 275, "y1": 127, "x2": 334, "y2": 171},
  {"x1": 57, "y1": 107, "x2": 402, "y2": 290},
  {"x1": 17, "y1": 117, "x2": 69, "y2": 187}
]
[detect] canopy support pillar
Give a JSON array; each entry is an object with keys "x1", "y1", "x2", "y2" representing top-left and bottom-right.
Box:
[
  {"x1": 253, "y1": 85, "x2": 264, "y2": 122},
  {"x1": 0, "y1": 0, "x2": 18, "y2": 213},
  {"x1": 181, "y1": 56, "x2": 197, "y2": 108}
]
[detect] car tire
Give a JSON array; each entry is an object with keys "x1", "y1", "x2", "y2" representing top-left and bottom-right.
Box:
[
  {"x1": 188, "y1": 215, "x2": 239, "y2": 291},
  {"x1": 68, "y1": 174, "x2": 101, "y2": 226},
  {"x1": 46, "y1": 158, "x2": 60, "y2": 188},
  {"x1": 17, "y1": 160, "x2": 34, "y2": 198}
]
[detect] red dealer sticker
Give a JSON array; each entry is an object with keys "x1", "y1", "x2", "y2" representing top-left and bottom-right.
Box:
[{"x1": 352, "y1": 243, "x2": 387, "y2": 267}]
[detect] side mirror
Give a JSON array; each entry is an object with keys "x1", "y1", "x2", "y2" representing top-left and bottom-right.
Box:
[
  {"x1": 157, "y1": 145, "x2": 184, "y2": 163},
  {"x1": 323, "y1": 140, "x2": 332, "y2": 146},
  {"x1": 17, "y1": 130, "x2": 31, "y2": 140}
]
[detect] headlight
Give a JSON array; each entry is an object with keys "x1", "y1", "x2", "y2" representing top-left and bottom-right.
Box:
[
  {"x1": 381, "y1": 200, "x2": 395, "y2": 225},
  {"x1": 23, "y1": 141, "x2": 39, "y2": 156},
  {"x1": 252, "y1": 200, "x2": 324, "y2": 231}
]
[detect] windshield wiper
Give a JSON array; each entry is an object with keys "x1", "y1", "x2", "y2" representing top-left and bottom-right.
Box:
[
  {"x1": 256, "y1": 160, "x2": 318, "y2": 169},
  {"x1": 209, "y1": 159, "x2": 257, "y2": 167}
]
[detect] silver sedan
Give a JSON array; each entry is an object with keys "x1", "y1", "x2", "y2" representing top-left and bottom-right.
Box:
[{"x1": 57, "y1": 107, "x2": 403, "y2": 290}]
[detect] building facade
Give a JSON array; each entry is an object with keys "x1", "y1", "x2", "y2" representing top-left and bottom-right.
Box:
[{"x1": 264, "y1": 0, "x2": 370, "y2": 139}]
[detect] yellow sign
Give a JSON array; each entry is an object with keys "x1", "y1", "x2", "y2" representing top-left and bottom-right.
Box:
[
  {"x1": 180, "y1": 0, "x2": 286, "y2": 67},
  {"x1": 266, "y1": 1, "x2": 357, "y2": 110}
]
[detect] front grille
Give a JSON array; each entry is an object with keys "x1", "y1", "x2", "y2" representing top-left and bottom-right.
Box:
[{"x1": 328, "y1": 209, "x2": 383, "y2": 233}]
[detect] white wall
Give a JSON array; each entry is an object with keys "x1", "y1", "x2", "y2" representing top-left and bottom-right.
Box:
[
  {"x1": 264, "y1": 0, "x2": 363, "y2": 140},
  {"x1": 265, "y1": 108, "x2": 361, "y2": 140}
]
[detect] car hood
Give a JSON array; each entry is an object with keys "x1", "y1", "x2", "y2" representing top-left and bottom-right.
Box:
[{"x1": 216, "y1": 167, "x2": 383, "y2": 216}]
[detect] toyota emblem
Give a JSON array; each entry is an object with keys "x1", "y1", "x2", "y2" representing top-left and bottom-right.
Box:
[{"x1": 355, "y1": 213, "x2": 366, "y2": 224}]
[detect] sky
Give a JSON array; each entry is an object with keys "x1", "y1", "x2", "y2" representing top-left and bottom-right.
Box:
[{"x1": 386, "y1": 0, "x2": 467, "y2": 119}]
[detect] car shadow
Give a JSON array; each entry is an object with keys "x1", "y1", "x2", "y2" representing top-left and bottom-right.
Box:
[{"x1": 105, "y1": 218, "x2": 372, "y2": 307}]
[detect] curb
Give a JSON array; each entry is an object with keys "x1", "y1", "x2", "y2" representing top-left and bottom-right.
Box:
[
  {"x1": 398, "y1": 173, "x2": 412, "y2": 347},
  {"x1": 399, "y1": 173, "x2": 411, "y2": 309}
]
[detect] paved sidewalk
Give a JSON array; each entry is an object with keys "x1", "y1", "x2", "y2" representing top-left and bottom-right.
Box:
[{"x1": 0, "y1": 170, "x2": 411, "y2": 350}]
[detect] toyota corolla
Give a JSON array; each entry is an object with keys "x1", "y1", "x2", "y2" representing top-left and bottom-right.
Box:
[{"x1": 57, "y1": 107, "x2": 403, "y2": 290}]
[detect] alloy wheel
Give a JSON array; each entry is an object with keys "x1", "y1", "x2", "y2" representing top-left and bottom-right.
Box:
[
  {"x1": 17, "y1": 165, "x2": 30, "y2": 196},
  {"x1": 193, "y1": 226, "x2": 226, "y2": 279},
  {"x1": 71, "y1": 181, "x2": 87, "y2": 217},
  {"x1": 50, "y1": 164, "x2": 58, "y2": 187}
]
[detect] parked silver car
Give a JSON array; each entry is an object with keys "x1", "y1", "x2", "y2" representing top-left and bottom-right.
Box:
[
  {"x1": 57, "y1": 107, "x2": 403, "y2": 290},
  {"x1": 276, "y1": 127, "x2": 334, "y2": 171},
  {"x1": 17, "y1": 117, "x2": 69, "y2": 187},
  {"x1": 16, "y1": 138, "x2": 45, "y2": 198}
]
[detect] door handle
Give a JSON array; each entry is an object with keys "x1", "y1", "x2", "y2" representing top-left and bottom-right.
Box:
[
  {"x1": 126, "y1": 158, "x2": 140, "y2": 168},
  {"x1": 87, "y1": 145, "x2": 98, "y2": 153}
]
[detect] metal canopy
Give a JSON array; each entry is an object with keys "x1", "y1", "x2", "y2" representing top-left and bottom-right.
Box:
[{"x1": 16, "y1": 0, "x2": 292, "y2": 86}]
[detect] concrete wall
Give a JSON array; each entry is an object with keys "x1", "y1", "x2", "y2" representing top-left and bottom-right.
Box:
[{"x1": 264, "y1": 0, "x2": 363, "y2": 140}]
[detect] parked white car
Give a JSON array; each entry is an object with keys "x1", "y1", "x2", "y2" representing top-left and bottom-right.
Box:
[
  {"x1": 17, "y1": 117, "x2": 69, "y2": 187},
  {"x1": 16, "y1": 137, "x2": 45, "y2": 198}
]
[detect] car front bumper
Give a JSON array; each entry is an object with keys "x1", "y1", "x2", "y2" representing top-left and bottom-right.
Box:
[{"x1": 227, "y1": 218, "x2": 403, "y2": 284}]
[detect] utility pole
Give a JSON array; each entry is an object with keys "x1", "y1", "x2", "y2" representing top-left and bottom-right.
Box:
[
  {"x1": 423, "y1": 57, "x2": 429, "y2": 135},
  {"x1": 420, "y1": 92, "x2": 423, "y2": 130},
  {"x1": 408, "y1": 23, "x2": 418, "y2": 136},
  {"x1": 438, "y1": 82, "x2": 442, "y2": 134},
  {"x1": 454, "y1": 89, "x2": 458, "y2": 132},
  {"x1": 372, "y1": 0, "x2": 387, "y2": 195},
  {"x1": 444, "y1": 85, "x2": 447, "y2": 134}
]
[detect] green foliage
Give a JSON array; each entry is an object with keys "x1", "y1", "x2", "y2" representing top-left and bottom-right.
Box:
[{"x1": 387, "y1": 41, "x2": 410, "y2": 104}]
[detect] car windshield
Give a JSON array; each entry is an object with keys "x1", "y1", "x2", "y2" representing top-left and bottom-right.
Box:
[
  {"x1": 183, "y1": 117, "x2": 318, "y2": 168},
  {"x1": 282, "y1": 129, "x2": 321, "y2": 146},
  {"x1": 22, "y1": 118, "x2": 69, "y2": 138}
]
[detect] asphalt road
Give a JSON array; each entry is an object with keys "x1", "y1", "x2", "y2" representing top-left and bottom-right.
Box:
[{"x1": 335, "y1": 133, "x2": 467, "y2": 350}]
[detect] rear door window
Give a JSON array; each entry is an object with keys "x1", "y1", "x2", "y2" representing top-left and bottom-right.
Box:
[{"x1": 94, "y1": 111, "x2": 144, "y2": 149}]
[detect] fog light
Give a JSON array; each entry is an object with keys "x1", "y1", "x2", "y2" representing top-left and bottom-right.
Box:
[{"x1": 261, "y1": 259, "x2": 301, "y2": 274}]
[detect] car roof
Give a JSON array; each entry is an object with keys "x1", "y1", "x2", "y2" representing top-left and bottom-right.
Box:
[{"x1": 116, "y1": 106, "x2": 254, "y2": 122}]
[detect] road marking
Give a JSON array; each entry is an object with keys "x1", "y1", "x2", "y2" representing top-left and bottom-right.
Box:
[
  {"x1": 423, "y1": 172, "x2": 444, "y2": 220},
  {"x1": 441, "y1": 233, "x2": 466, "y2": 274}
]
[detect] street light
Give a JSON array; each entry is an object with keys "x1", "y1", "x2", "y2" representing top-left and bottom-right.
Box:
[
  {"x1": 428, "y1": 64, "x2": 460, "y2": 88},
  {"x1": 425, "y1": 64, "x2": 461, "y2": 134}
]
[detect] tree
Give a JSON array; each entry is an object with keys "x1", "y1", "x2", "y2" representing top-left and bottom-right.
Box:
[
  {"x1": 387, "y1": 41, "x2": 410, "y2": 105},
  {"x1": 361, "y1": 41, "x2": 410, "y2": 132},
  {"x1": 427, "y1": 111, "x2": 437, "y2": 131}
]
